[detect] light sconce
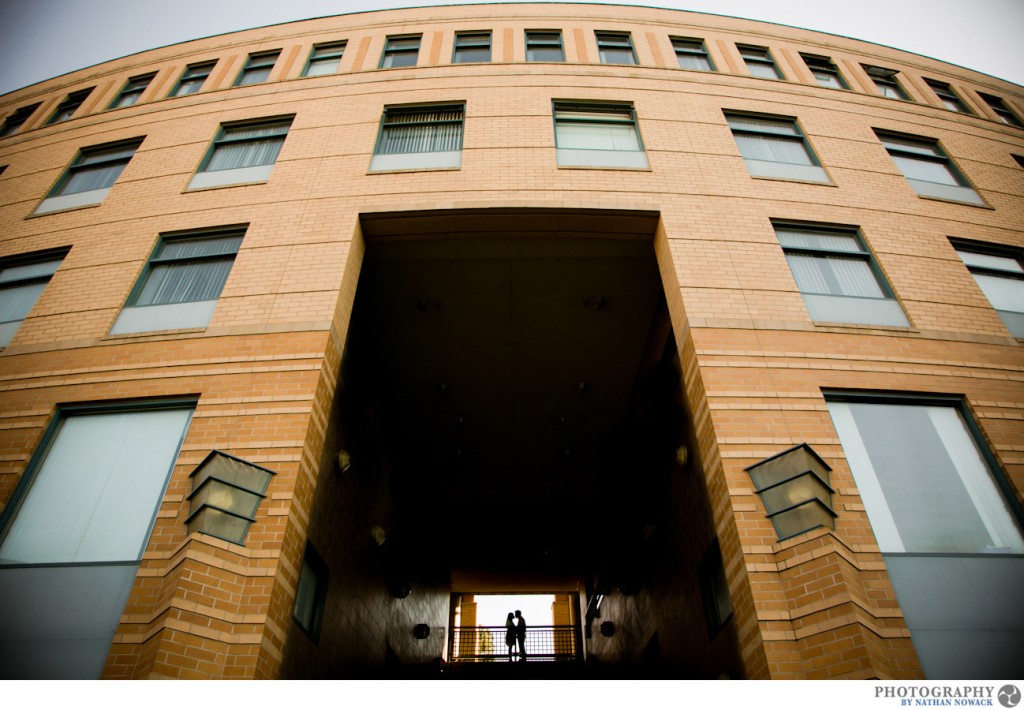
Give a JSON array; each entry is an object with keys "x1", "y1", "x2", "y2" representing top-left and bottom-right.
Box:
[
  {"x1": 413, "y1": 623, "x2": 430, "y2": 639},
  {"x1": 600, "y1": 621, "x2": 615, "y2": 637},
  {"x1": 185, "y1": 451, "x2": 275, "y2": 545},
  {"x1": 745, "y1": 443, "x2": 836, "y2": 541},
  {"x1": 336, "y1": 449, "x2": 353, "y2": 473}
]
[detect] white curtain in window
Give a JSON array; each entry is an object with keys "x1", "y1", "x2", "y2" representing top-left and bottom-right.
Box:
[
  {"x1": 786, "y1": 254, "x2": 883, "y2": 297},
  {"x1": 746, "y1": 62, "x2": 778, "y2": 79},
  {"x1": 207, "y1": 133, "x2": 285, "y2": 171},
  {"x1": 776, "y1": 230, "x2": 861, "y2": 253},
  {"x1": 735, "y1": 134, "x2": 811, "y2": 165},
  {"x1": 62, "y1": 163, "x2": 127, "y2": 194},
  {"x1": 973, "y1": 273, "x2": 1024, "y2": 313},
  {"x1": 892, "y1": 155, "x2": 959, "y2": 185},
  {"x1": 0, "y1": 282, "x2": 46, "y2": 322},
  {"x1": 0, "y1": 408, "x2": 193, "y2": 564},
  {"x1": 238, "y1": 67, "x2": 271, "y2": 86},
  {"x1": 380, "y1": 110, "x2": 463, "y2": 154},
  {"x1": 556, "y1": 123, "x2": 640, "y2": 151},
  {"x1": 137, "y1": 258, "x2": 234, "y2": 305},
  {"x1": 677, "y1": 54, "x2": 711, "y2": 71}
]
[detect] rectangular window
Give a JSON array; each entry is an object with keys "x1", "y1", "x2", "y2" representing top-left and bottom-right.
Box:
[
  {"x1": 293, "y1": 543, "x2": 329, "y2": 642},
  {"x1": 725, "y1": 112, "x2": 828, "y2": 183},
  {"x1": 553, "y1": 101, "x2": 648, "y2": 169},
  {"x1": 876, "y1": 130, "x2": 984, "y2": 205},
  {"x1": 738, "y1": 45, "x2": 782, "y2": 80},
  {"x1": 0, "y1": 250, "x2": 67, "y2": 347},
  {"x1": 698, "y1": 540, "x2": 733, "y2": 639},
  {"x1": 35, "y1": 138, "x2": 144, "y2": 215},
  {"x1": 172, "y1": 61, "x2": 216, "y2": 96},
  {"x1": 1, "y1": 103, "x2": 41, "y2": 137},
  {"x1": 862, "y1": 65, "x2": 909, "y2": 100},
  {"x1": 110, "y1": 227, "x2": 244, "y2": 335},
  {"x1": 47, "y1": 89, "x2": 92, "y2": 124},
  {"x1": 108, "y1": 73, "x2": 154, "y2": 109},
  {"x1": 188, "y1": 116, "x2": 292, "y2": 190},
  {"x1": 595, "y1": 32, "x2": 636, "y2": 65},
  {"x1": 978, "y1": 92, "x2": 1023, "y2": 127},
  {"x1": 453, "y1": 32, "x2": 491, "y2": 63},
  {"x1": 925, "y1": 79, "x2": 972, "y2": 114},
  {"x1": 234, "y1": 51, "x2": 280, "y2": 86},
  {"x1": 380, "y1": 35, "x2": 421, "y2": 69},
  {"x1": 953, "y1": 241, "x2": 1024, "y2": 337},
  {"x1": 774, "y1": 222, "x2": 909, "y2": 326},
  {"x1": 370, "y1": 104, "x2": 464, "y2": 172},
  {"x1": 525, "y1": 31, "x2": 564, "y2": 62},
  {"x1": 303, "y1": 41, "x2": 346, "y2": 77},
  {"x1": 671, "y1": 37, "x2": 714, "y2": 71},
  {"x1": 802, "y1": 54, "x2": 848, "y2": 89}
]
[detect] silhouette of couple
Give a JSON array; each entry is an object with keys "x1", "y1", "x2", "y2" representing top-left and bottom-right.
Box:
[{"x1": 504, "y1": 610, "x2": 526, "y2": 662}]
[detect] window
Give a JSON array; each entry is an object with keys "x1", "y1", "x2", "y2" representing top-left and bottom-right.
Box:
[
  {"x1": 35, "y1": 138, "x2": 143, "y2": 215},
  {"x1": 525, "y1": 31, "x2": 564, "y2": 62},
  {"x1": 47, "y1": 89, "x2": 92, "y2": 124},
  {"x1": 553, "y1": 102, "x2": 648, "y2": 169},
  {"x1": 925, "y1": 79, "x2": 972, "y2": 114},
  {"x1": 1014, "y1": 154, "x2": 1024, "y2": 170},
  {"x1": 172, "y1": 61, "x2": 216, "y2": 96},
  {"x1": 234, "y1": 51, "x2": 279, "y2": 86},
  {"x1": 672, "y1": 37, "x2": 714, "y2": 71},
  {"x1": 595, "y1": 32, "x2": 636, "y2": 65},
  {"x1": 188, "y1": 116, "x2": 292, "y2": 190},
  {"x1": 293, "y1": 543, "x2": 329, "y2": 642},
  {"x1": 110, "y1": 227, "x2": 244, "y2": 335},
  {"x1": 453, "y1": 32, "x2": 491, "y2": 63},
  {"x1": 978, "y1": 92, "x2": 1023, "y2": 127},
  {"x1": 826, "y1": 396, "x2": 1023, "y2": 555},
  {"x1": 953, "y1": 241, "x2": 1024, "y2": 337},
  {"x1": 108, "y1": 73, "x2": 154, "y2": 109},
  {"x1": 303, "y1": 42, "x2": 346, "y2": 77},
  {"x1": 725, "y1": 113, "x2": 828, "y2": 183},
  {"x1": 738, "y1": 45, "x2": 782, "y2": 80},
  {"x1": 875, "y1": 130, "x2": 984, "y2": 205},
  {"x1": 774, "y1": 222, "x2": 909, "y2": 326},
  {"x1": 698, "y1": 540, "x2": 732, "y2": 638},
  {"x1": 862, "y1": 65, "x2": 909, "y2": 100},
  {"x1": 380, "y1": 35, "x2": 421, "y2": 68},
  {"x1": 1, "y1": 103, "x2": 41, "y2": 137},
  {"x1": 0, "y1": 250, "x2": 67, "y2": 347},
  {"x1": 802, "y1": 54, "x2": 848, "y2": 89},
  {"x1": 370, "y1": 104, "x2": 463, "y2": 171}
]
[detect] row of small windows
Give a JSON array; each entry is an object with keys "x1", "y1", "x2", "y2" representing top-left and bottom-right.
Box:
[{"x1": 3, "y1": 29, "x2": 1022, "y2": 137}]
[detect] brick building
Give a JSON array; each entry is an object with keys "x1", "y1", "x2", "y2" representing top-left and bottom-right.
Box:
[{"x1": 0, "y1": 3, "x2": 1022, "y2": 680}]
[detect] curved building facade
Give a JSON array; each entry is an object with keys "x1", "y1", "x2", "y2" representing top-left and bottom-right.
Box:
[{"x1": 1, "y1": 3, "x2": 1022, "y2": 680}]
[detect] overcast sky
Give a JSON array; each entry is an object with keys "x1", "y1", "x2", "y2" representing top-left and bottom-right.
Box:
[{"x1": 1, "y1": 0, "x2": 1022, "y2": 96}]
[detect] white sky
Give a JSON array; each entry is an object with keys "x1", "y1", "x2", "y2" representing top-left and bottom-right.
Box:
[
  {"x1": 0, "y1": 0, "x2": 1022, "y2": 96},
  {"x1": 473, "y1": 593, "x2": 555, "y2": 626}
]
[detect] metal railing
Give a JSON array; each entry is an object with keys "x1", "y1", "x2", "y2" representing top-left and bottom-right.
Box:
[{"x1": 450, "y1": 625, "x2": 580, "y2": 663}]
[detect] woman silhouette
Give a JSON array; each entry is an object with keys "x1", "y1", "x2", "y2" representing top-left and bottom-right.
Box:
[{"x1": 505, "y1": 612, "x2": 516, "y2": 661}]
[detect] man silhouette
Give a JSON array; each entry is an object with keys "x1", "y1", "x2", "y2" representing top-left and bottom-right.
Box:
[{"x1": 514, "y1": 609, "x2": 526, "y2": 661}]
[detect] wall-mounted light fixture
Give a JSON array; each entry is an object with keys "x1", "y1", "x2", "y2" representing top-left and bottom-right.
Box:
[
  {"x1": 745, "y1": 443, "x2": 836, "y2": 541},
  {"x1": 413, "y1": 623, "x2": 430, "y2": 639},
  {"x1": 336, "y1": 449, "x2": 352, "y2": 473},
  {"x1": 600, "y1": 621, "x2": 615, "y2": 637},
  {"x1": 185, "y1": 451, "x2": 275, "y2": 544}
]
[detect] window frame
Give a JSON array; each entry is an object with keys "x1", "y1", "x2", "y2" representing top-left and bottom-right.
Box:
[
  {"x1": 875, "y1": 129, "x2": 984, "y2": 206},
  {"x1": 233, "y1": 50, "x2": 280, "y2": 87},
  {"x1": 724, "y1": 111, "x2": 829, "y2": 183},
  {"x1": 595, "y1": 31, "x2": 637, "y2": 65},
  {"x1": 292, "y1": 542, "x2": 329, "y2": 642},
  {"x1": 107, "y1": 73, "x2": 155, "y2": 110},
  {"x1": 380, "y1": 35, "x2": 422, "y2": 69},
  {"x1": 671, "y1": 37, "x2": 714, "y2": 71},
  {"x1": 552, "y1": 100, "x2": 648, "y2": 169},
  {"x1": 525, "y1": 30, "x2": 564, "y2": 62},
  {"x1": 801, "y1": 53, "x2": 848, "y2": 90},
  {"x1": 862, "y1": 65, "x2": 910, "y2": 100},
  {"x1": 47, "y1": 88, "x2": 93, "y2": 125},
  {"x1": 977, "y1": 92, "x2": 1023, "y2": 128},
  {"x1": 369, "y1": 103, "x2": 465, "y2": 172},
  {"x1": 698, "y1": 539, "x2": 733, "y2": 639},
  {"x1": 951, "y1": 238, "x2": 1024, "y2": 338},
  {"x1": 35, "y1": 137, "x2": 144, "y2": 215},
  {"x1": 738, "y1": 45, "x2": 783, "y2": 80},
  {"x1": 1, "y1": 103, "x2": 41, "y2": 137},
  {"x1": 0, "y1": 248, "x2": 69, "y2": 347},
  {"x1": 302, "y1": 41, "x2": 346, "y2": 77},
  {"x1": 452, "y1": 31, "x2": 492, "y2": 64},
  {"x1": 187, "y1": 116, "x2": 293, "y2": 190},
  {"x1": 924, "y1": 79, "x2": 973, "y2": 114},
  {"x1": 773, "y1": 221, "x2": 909, "y2": 327},
  {"x1": 172, "y1": 61, "x2": 216, "y2": 96}
]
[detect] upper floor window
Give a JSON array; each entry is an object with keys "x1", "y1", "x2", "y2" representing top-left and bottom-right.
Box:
[
  {"x1": 875, "y1": 130, "x2": 984, "y2": 206},
  {"x1": 774, "y1": 222, "x2": 908, "y2": 327},
  {"x1": 525, "y1": 31, "x2": 564, "y2": 62},
  {"x1": 110, "y1": 227, "x2": 245, "y2": 335},
  {"x1": 952, "y1": 241, "x2": 1024, "y2": 338},
  {"x1": 293, "y1": 543, "x2": 329, "y2": 642},
  {"x1": 172, "y1": 61, "x2": 216, "y2": 96},
  {"x1": 553, "y1": 101, "x2": 648, "y2": 169},
  {"x1": 370, "y1": 104, "x2": 464, "y2": 172},
  {"x1": 47, "y1": 89, "x2": 92, "y2": 124},
  {"x1": 35, "y1": 138, "x2": 144, "y2": 215},
  {"x1": 188, "y1": 116, "x2": 293, "y2": 190},
  {"x1": 0, "y1": 103, "x2": 41, "y2": 138},
  {"x1": 802, "y1": 54, "x2": 848, "y2": 89},
  {"x1": 595, "y1": 32, "x2": 636, "y2": 65},
  {"x1": 1014, "y1": 155, "x2": 1024, "y2": 170},
  {"x1": 725, "y1": 113, "x2": 828, "y2": 183},
  {"x1": 453, "y1": 32, "x2": 491, "y2": 63},
  {"x1": 925, "y1": 79, "x2": 972, "y2": 114},
  {"x1": 380, "y1": 35, "x2": 421, "y2": 69},
  {"x1": 978, "y1": 92, "x2": 1023, "y2": 127},
  {"x1": 0, "y1": 250, "x2": 67, "y2": 347},
  {"x1": 234, "y1": 51, "x2": 280, "y2": 86},
  {"x1": 303, "y1": 42, "x2": 346, "y2": 77},
  {"x1": 672, "y1": 37, "x2": 714, "y2": 71},
  {"x1": 108, "y1": 73, "x2": 154, "y2": 109},
  {"x1": 738, "y1": 45, "x2": 782, "y2": 80},
  {"x1": 862, "y1": 65, "x2": 909, "y2": 100}
]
